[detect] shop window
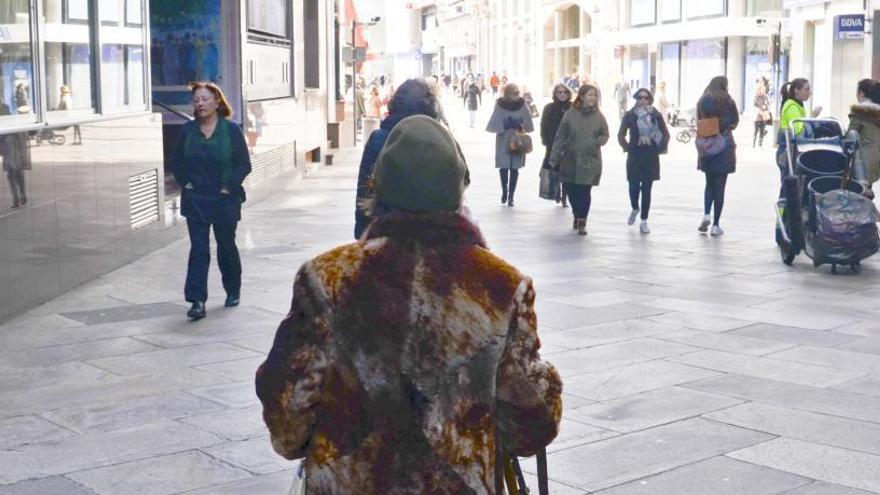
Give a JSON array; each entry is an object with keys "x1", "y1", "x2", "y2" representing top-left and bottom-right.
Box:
[
  {"x1": 630, "y1": 0, "x2": 657, "y2": 27},
  {"x1": 680, "y1": 37, "x2": 727, "y2": 110},
  {"x1": 686, "y1": 0, "x2": 726, "y2": 19},
  {"x1": 304, "y1": 0, "x2": 320, "y2": 88},
  {"x1": 0, "y1": 0, "x2": 38, "y2": 126},
  {"x1": 747, "y1": 0, "x2": 782, "y2": 16},
  {"x1": 100, "y1": 0, "x2": 147, "y2": 110},
  {"x1": 659, "y1": 42, "x2": 681, "y2": 108},
  {"x1": 43, "y1": 0, "x2": 96, "y2": 117},
  {"x1": 248, "y1": 0, "x2": 289, "y2": 38},
  {"x1": 659, "y1": 0, "x2": 681, "y2": 23}
]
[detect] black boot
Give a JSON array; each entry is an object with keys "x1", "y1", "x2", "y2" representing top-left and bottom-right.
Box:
[
  {"x1": 507, "y1": 170, "x2": 519, "y2": 206},
  {"x1": 499, "y1": 171, "x2": 508, "y2": 204}
]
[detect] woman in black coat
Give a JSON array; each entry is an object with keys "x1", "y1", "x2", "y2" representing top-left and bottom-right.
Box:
[
  {"x1": 541, "y1": 83, "x2": 572, "y2": 206},
  {"x1": 618, "y1": 88, "x2": 670, "y2": 234},
  {"x1": 696, "y1": 76, "x2": 739, "y2": 237}
]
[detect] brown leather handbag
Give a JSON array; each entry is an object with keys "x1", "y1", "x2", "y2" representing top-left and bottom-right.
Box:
[{"x1": 696, "y1": 117, "x2": 720, "y2": 138}]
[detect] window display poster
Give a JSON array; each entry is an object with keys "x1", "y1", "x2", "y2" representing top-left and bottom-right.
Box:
[{"x1": 150, "y1": 0, "x2": 222, "y2": 90}]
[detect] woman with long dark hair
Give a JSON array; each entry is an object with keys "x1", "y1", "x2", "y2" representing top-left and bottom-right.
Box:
[
  {"x1": 170, "y1": 82, "x2": 252, "y2": 319},
  {"x1": 548, "y1": 84, "x2": 609, "y2": 235},
  {"x1": 541, "y1": 83, "x2": 572, "y2": 207},
  {"x1": 618, "y1": 88, "x2": 670, "y2": 234},
  {"x1": 696, "y1": 76, "x2": 738, "y2": 237},
  {"x1": 354, "y1": 78, "x2": 443, "y2": 239}
]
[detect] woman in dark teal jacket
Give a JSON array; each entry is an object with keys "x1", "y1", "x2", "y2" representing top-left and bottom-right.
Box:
[{"x1": 170, "y1": 82, "x2": 251, "y2": 320}]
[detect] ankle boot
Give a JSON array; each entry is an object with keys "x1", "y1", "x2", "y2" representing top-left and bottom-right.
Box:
[
  {"x1": 577, "y1": 218, "x2": 587, "y2": 236},
  {"x1": 572, "y1": 217, "x2": 578, "y2": 230},
  {"x1": 507, "y1": 171, "x2": 519, "y2": 206}
]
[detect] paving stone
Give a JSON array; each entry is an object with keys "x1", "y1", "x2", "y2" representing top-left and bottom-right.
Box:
[
  {"x1": 545, "y1": 290, "x2": 655, "y2": 309},
  {"x1": 202, "y1": 436, "x2": 293, "y2": 474},
  {"x1": 832, "y1": 375, "x2": 880, "y2": 399},
  {"x1": 521, "y1": 418, "x2": 772, "y2": 492},
  {"x1": 227, "y1": 335, "x2": 275, "y2": 354},
  {"x1": 0, "y1": 477, "x2": 97, "y2": 495},
  {"x1": 683, "y1": 374, "x2": 880, "y2": 424},
  {"x1": 0, "y1": 361, "x2": 111, "y2": 393},
  {"x1": 566, "y1": 386, "x2": 742, "y2": 433},
  {"x1": 188, "y1": 382, "x2": 261, "y2": 409},
  {"x1": 40, "y1": 392, "x2": 227, "y2": 434},
  {"x1": 837, "y1": 336, "x2": 880, "y2": 356},
  {"x1": 563, "y1": 360, "x2": 719, "y2": 401},
  {"x1": 705, "y1": 402, "x2": 880, "y2": 456},
  {"x1": 68, "y1": 451, "x2": 249, "y2": 495},
  {"x1": 655, "y1": 329, "x2": 796, "y2": 356},
  {"x1": 547, "y1": 339, "x2": 699, "y2": 378},
  {"x1": 86, "y1": 343, "x2": 260, "y2": 375},
  {"x1": 195, "y1": 356, "x2": 266, "y2": 382},
  {"x1": 179, "y1": 405, "x2": 268, "y2": 441},
  {"x1": 183, "y1": 471, "x2": 297, "y2": 495},
  {"x1": 646, "y1": 312, "x2": 755, "y2": 332},
  {"x1": 0, "y1": 321, "x2": 163, "y2": 351},
  {"x1": 0, "y1": 421, "x2": 222, "y2": 484},
  {"x1": 667, "y1": 349, "x2": 865, "y2": 387},
  {"x1": 0, "y1": 314, "x2": 82, "y2": 335},
  {"x1": 0, "y1": 338, "x2": 159, "y2": 369},
  {"x1": 593, "y1": 456, "x2": 811, "y2": 495},
  {"x1": 535, "y1": 301, "x2": 665, "y2": 331},
  {"x1": 727, "y1": 323, "x2": 865, "y2": 347},
  {"x1": 771, "y1": 346, "x2": 880, "y2": 374},
  {"x1": 547, "y1": 418, "x2": 618, "y2": 453},
  {"x1": 520, "y1": 471, "x2": 587, "y2": 494},
  {"x1": 783, "y1": 481, "x2": 878, "y2": 494},
  {"x1": 0, "y1": 369, "x2": 230, "y2": 417},
  {"x1": 0, "y1": 415, "x2": 74, "y2": 449},
  {"x1": 61, "y1": 302, "x2": 188, "y2": 325},
  {"x1": 729, "y1": 438, "x2": 880, "y2": 493},
  {"x1": 539, "y1": 319, "x2": 680, "y2": 350}
]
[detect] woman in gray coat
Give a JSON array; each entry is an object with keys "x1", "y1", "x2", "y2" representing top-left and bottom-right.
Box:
[{"x1": 486, "y1": 83, "x2": 534, "y2": 206}]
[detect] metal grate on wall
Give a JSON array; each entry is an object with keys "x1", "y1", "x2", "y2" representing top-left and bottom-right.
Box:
[
  {"x1": 244, "y1": 142, "x2": 297, "y2": 189},
  {"x1": 129, "y1": 169, "x2": 160, "y2": 230}
]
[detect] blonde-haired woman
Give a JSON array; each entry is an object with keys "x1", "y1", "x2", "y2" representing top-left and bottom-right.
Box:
[
  {"x1": 170, "y1": 82, "x2": 251, "y2": 319},
  {"x1": 486, "y1": 83, "x2": 534, "y2": 206},
  {"x1": 549, "y1": 84, "x2": 609, "y2": 235}
]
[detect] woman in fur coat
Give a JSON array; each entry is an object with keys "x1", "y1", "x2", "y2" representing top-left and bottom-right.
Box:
[
  {"x1": 257, "y1": 115, "x2": 562, "y2": 495},
  {"x1": 486, "y1": 83, "x2": 535, "y2": 206},
  {"x1": 848, "y1": 79, "x2": 880, "y2": 194}
]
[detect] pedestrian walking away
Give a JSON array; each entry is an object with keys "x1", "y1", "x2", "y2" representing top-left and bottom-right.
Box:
[
  {"x1": 696, "y1": 76, "x2": 739, "y2": 237},
  {"x1": 541, "y1": 83, "x2": 572, "y2": 207},
  {"x1": 618, "y1": 88, "x2": 670, "y2": 234},
  {"x1": 354, "y1": 78, "x2": 444, "y2": 239},
  {"x1": 256, "y1": 114, "x2": 562, "y2": 495},
  {"x1": 549, "y1": 83, "x2": 609, "y2": 236},
  {"x1": 847, "y1": 79, "x2": 880, "y2": 198},
  {"x1": 463, "y1": 77, "x2": 482, "y2": 128},
  {"x1": 486, "y1": 83, "x2": 535, "y2": 207},
  {"x1": 170, "y1": 82, "x2": 251, "y2": 320},
  {"x1": 777, "y1": 78, "x2": 822, "y2": 197},
  {"x1": 752, "y1": 83, "x2": 771, "y2": 148}
]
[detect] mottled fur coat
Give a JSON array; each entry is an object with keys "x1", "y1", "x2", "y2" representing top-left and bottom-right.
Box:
[{"x1": 256, "y1": 211, "x2": 562, "y2": 494}]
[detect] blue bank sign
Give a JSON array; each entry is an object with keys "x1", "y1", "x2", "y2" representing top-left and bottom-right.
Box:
[{"x1": 835, "y1": 14, "x2": 866, "y2": 40}]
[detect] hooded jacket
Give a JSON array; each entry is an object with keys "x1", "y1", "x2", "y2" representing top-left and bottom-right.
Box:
[
  {"x1": 848, "y1": 101, "x2": 880, "y2": 184},
  {"x1": 256, "y1": 211, "x2": 563, "y2": 495}
]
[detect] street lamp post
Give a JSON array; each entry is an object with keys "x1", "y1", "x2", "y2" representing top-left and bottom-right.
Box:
[{"x1": 352, "y1": 17, "x2": 381, "y2": 145}]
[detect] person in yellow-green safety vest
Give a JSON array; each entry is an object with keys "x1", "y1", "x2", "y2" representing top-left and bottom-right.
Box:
[{"x1": 776, "y1": 78, "x2": 822, "y2": 197}]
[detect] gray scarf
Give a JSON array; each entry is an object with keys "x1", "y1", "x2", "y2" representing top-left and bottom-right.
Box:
[{"x1": 635, "y1": 106, "x2": 663, "y2": 146}]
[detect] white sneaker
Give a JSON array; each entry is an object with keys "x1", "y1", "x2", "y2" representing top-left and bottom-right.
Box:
[
  {"x1": 698, "y1": 215, "x2": 711, "y2": 233},
  {"x1": 710, "y1": 225, "x2": 724, "y2": 236},
  {"x1": 640, "y1": 221, "x2": 650, "y2": 234},
  {"x1": 627, "y1": 209, "x2": 639, "y2": 226}
]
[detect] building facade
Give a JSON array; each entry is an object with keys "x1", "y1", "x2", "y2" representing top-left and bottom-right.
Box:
[{"x1": 0, "y1": 0, "x2": 341, "y2": 323}]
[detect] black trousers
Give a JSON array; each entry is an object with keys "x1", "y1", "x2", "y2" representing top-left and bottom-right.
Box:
[
  {"x1": 703, "y1": 172, "x2": 729, "y2": 226},
  {"x1": 629, "y1": 180, "x2": 653, "y2": 220},
  {"x1": 6, "y1": 169, "x2": 25, "y2": 205},
  {"x1": 499, "y1": 169, "x2": 519, "y2": 197},
  {"x1": 185, "y1": 220, "x2": 241, "y2": 303},
  {"x1": 566, "y1": 183, "x2": 592, "y2": 219},
  {"x1": 753, "y1": 121, "x2": 767, "y2": 146}
]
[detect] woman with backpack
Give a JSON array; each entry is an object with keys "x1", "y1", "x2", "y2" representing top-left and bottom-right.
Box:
[
  {"x1": 696, "y1": 76, "x2": 738, "y2": 237},
  {"x1": 486, "y1": 83, "x2": 535, "y2": 207},
  {"x1": 548, "y1": 84, "x2": 609, "y2": 236}
]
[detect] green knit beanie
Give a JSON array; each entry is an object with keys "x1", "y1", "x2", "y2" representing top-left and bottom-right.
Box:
[{"x1": 373, "y1": 115, "x2": 468, "y2": 212}]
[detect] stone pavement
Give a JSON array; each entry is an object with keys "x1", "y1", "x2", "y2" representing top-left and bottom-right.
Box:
[{"x1": 2, "y1": 102, "x2": 880, "y2": 494}]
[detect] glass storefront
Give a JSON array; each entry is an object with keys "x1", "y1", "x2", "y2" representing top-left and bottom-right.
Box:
[
  {"x1": 0, "y1": 0, "x2": 37, "y2": 126},
  {"x1": 687, "y1": 0, "x2": 725, "y2": 19},
  {"x1": 680, "y1": 37, "x2": 726, "y2": 110},
  {"x1": 628, "y1": 45, "x2": 650, "y2": 93},
  {"x1": 659, "y1": 42, "x2": 681, "y2": 108},
  {"x1": 42, "y1": 0, "x2": 96, "y2": 116}
]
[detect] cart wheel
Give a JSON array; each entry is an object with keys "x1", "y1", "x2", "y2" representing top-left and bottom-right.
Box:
[
  {"x1": 851, "y1": 262, "x2": 861, "y2": 273},
  {"x1": 780, "y1": 243, "x2": 796, "y2": 265},
  {"x1": 52, "y1": 135, "x2": 66, "y2": 145}
]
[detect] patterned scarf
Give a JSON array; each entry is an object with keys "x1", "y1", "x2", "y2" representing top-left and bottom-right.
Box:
[{"x1": 635, "y1": 106, "x2": 663, "y2": 147}]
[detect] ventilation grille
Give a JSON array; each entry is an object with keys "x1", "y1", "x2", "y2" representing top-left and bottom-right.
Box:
[
  {"x1": 245, "y1": 142, "x2": 297, "y2": 189},
  {"x1": 129, "y1": 169, "x2": 160, "y2": 230}
]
